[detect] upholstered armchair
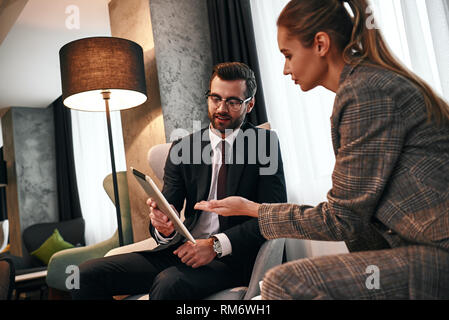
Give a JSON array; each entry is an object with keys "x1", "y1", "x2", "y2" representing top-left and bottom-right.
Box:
[{"x1": 45, "y1": 172, "x2": 134, "y2": 296}]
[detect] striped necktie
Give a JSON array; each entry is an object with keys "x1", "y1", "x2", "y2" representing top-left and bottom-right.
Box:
[{"x1": 216, "y1": 140, "x2": 227, "y2": 200}]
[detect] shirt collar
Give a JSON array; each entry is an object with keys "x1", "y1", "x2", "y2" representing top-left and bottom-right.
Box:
[{"x1": 209, "y1": 123, "x2": 242, "y2": 151}]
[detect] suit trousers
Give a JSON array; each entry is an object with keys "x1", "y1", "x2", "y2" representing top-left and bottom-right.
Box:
[
  {"x1": 262, "y1": 245, "x2": 449, "y2": 300},
  {"x1": 71, "y1": 243, "x2": 244, "y2": 300}
]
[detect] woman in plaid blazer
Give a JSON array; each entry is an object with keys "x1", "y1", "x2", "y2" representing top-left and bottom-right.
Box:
[{"x1": 195, "y1": 0, "x2": 449, "y2": 299}]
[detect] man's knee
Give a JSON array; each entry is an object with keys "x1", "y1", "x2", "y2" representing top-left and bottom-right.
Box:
[
  {"x1": 75, "y1": 257, "x2": 117, "y2": 294},
  {"x1": 150, "y1": 267, "x2": 191, "y2": 300},
  {"x1": 70, "y1": 258, "x2": 105, "y2": 299},
  {"x1": 78, "y1": 258, "x2": 105, "y2": 284}
]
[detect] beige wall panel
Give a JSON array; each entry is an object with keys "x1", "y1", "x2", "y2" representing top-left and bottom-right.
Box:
[
  {"x1": 1, "y1": 109, "x2": 21, "y2": 255},
  {"x1": 109, "y1": 0, "x2": 166, "y2": 242}
]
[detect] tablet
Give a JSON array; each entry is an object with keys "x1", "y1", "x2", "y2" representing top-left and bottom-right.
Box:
[{"x1": 131, "y1": 167, "x2": 196, "y2": 244}]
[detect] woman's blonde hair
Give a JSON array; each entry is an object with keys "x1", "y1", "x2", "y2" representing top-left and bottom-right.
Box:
[{"x1": 277, "y1": 0, "x2": 449, "y2": 126}]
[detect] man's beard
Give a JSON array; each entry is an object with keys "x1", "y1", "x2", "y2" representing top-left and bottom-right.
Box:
[{"x1": 208, "y1": 110, "x2": 246, "y2": 134}]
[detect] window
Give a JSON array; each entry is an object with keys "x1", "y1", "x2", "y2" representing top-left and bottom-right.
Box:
[{"x1": 250, "y1": 0, "x2": 449, "y2": 256}]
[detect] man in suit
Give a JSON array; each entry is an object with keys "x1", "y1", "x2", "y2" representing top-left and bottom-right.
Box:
[{"x1": 72, "y1": 62, "x2": 287, "y2": 300}]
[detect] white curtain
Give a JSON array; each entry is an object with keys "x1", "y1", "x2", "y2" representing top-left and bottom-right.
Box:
[
  {"x1": 250, "y1": 0, "x2": 449, "y2": 258},
  {"x1": 369, "y1": 0, "x2": 449, "y2": 99},
  {"x1": 71, "y1": 110, "x2": 127, "y2": 245}
]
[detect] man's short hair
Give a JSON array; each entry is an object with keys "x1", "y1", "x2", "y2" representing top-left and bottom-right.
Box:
[{"x1": 209, "y1": 62, "x2": 257, "y2": 99}]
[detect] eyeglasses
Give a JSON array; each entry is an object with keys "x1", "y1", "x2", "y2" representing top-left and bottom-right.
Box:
[{"x1": 206, "y1": 92, "x2": 253, "y2": 112}]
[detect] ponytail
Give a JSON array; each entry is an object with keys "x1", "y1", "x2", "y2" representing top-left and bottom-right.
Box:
[{"x1": 278, "y1": 0, "x2": 449, "y2": 126}]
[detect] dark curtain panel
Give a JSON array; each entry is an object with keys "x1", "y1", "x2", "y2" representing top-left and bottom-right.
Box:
[
  {"x1": 207, "y1": 0, "x2": 268, "y2": 126},
  {"x1": 0, "y1": 190, "x2": 6, "y2": 221},
  {"x1": 52, "y1": 96, "x2": 82, "y2": 221},
  {"x1": 0, "y1": 148, "x2": 6, "y2": 221}
]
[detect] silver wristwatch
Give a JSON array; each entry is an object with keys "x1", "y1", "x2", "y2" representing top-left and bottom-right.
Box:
[{"x1": 212, "y1": 236, "x2": 223, "y2": 258}]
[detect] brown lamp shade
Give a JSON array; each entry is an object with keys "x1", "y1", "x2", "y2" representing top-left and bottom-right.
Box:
[{"x1": 59, "y1": 37, "x2": 147, "y2": 112}]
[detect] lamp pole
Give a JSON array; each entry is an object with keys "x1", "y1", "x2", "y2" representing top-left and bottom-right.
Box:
[{"x1": 102, "y1": 91, "x2": 124, "y2": 247}]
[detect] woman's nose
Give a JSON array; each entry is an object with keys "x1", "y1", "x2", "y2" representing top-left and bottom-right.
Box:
[{"x1": 283, "y1": 61, "x2": 290, "y2": 76}]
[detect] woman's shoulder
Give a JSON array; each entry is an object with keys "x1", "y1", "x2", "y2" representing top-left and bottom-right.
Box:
[
  {"x1": 339, "y1": 63, "x2": 419, "y2": 95},
  {"x1": 333, "y1": 63, "x2": 428, "y2": 127},
  {"x1": 336, "y1": 62, "x2": 424, "y2": 110}
]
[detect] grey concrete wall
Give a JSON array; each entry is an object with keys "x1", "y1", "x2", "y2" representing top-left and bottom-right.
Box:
[
  {"x1": 12, "y1": 107, "x2": 58, "y2": 230},
  {"x1": 149, "y1": 0, "x2": 212, "y2": 140}
]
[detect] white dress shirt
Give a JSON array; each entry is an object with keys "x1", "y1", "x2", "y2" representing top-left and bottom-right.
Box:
[{"x1": 154, "y1": 124, "x2": 242, "y2": 257}]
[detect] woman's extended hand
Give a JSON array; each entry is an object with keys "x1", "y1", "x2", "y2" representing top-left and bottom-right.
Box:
[{"x1": 194, "y1": 196, "x2": 261, "y2": 218}]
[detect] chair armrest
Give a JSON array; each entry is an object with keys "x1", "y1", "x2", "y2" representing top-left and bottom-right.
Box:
[
  {"x1": 105, "y1": 238, "x2": 158, "y2": 257},
  {"x1": 203, "y1": 239, "x2": 286, "y2": 300},
  {"x1": 15, "y1": 266, "x2": 47, "y2": 276},
  {"x1": 15, "y1": 269, "x2": 47, "y2": 282},
  {"x1": 46, "y1": 231, "x2": 120, "y2": 291},
  {"x1": 0, "y1": 252, "x2": 34, "y2": 270},
  {"x1": 243, "y1": 238, "x2": 286, "y2": 300}
]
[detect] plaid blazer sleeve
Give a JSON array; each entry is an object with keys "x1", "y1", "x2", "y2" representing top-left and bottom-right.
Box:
[{"x1": 258, "y1": 80, "x2": 406, "y2": 243}]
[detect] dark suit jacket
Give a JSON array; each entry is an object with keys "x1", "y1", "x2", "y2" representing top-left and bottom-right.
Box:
[
  {"x1": 149, "y1": 121, "x2": 287, "y2": 280},
  {"x1": 258, "y1": 63, "x2": 449, "y2": 253}
]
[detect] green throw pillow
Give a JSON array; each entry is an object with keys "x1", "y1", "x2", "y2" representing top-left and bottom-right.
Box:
[{"x1": 31, "y1": 229, "x2": 75, "y2": 265}]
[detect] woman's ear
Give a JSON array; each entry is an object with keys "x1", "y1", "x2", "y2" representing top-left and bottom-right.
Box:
[{"x1": 314, "y1": 32, "x2": 331, "y2": 57}]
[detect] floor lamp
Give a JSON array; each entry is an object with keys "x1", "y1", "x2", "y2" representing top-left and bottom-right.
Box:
[{"x1": 59, "y1": 37, "x2": 147, "y2": 246}]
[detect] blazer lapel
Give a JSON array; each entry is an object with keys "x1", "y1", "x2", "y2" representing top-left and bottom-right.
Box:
[
  {"x1": 226, "y1": 122, "x2": 250, "y2": 196},
  {"x1": 196, "y1": 129, "x2": 213, "y2": 202},
  {"x1": 331, "y1": 63, "x2": 358, "y2": 157},
  {"x1": 330, "y1": 119, "x2": 340, "y2": 157},
  {"x1": 226, "y1": 153, "x2": 245, "y2": 197},
  {"x1": 220, "y1": 121, "x2": 251, "y2": 231}
]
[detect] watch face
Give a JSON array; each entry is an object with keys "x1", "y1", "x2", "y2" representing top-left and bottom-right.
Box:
[{"x1": 213, "y1": 239, "x2": 222, "y2": 253}]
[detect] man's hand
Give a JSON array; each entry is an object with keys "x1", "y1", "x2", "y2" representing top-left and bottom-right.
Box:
[
  {"x1": 147, "y1": 198, "x2": 175, "y2": 237},
  {"x1": 173, "y1": 239, "x2": 216, "y2": 268}
]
